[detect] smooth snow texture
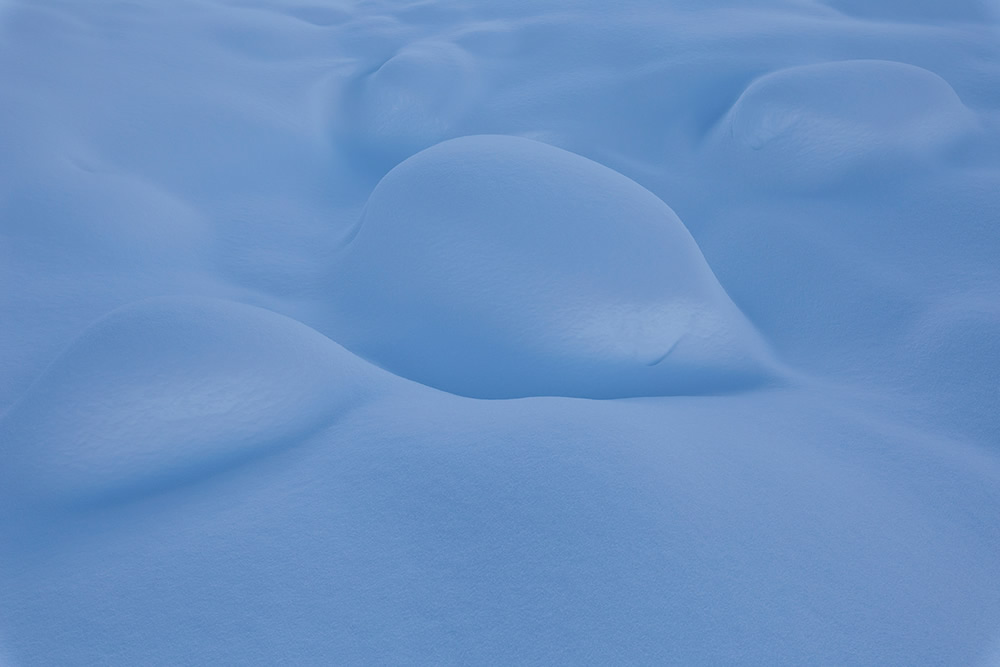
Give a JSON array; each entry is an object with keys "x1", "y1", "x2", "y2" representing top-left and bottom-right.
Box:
[
  {"x1": 0, "y1": 297, "x2": 387, "y2": 508},
  {"x1": 1, "y1": 0, "x2": 1000, "y2": 665},
  {"x1": 330, "y1": 134, "x2": 774, "y2": 398}
]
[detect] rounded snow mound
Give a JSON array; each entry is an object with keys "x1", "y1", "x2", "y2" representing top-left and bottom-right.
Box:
[
  {"x1": 715, "y1": 60, "x2": 976, "y2": 189},
  {"x1": 329, "y1": 135, "x2": 774, "y2": 399},
  {"x1": 337, "y1": 41, "x2": 479, "y2": 171},
  {"x1": 0, "y1": 296, "x2": 383, "y2": 508}
]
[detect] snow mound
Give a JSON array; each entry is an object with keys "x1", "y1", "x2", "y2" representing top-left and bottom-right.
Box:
[
  {"x1": 0, "y1": 297, "x2": 382, "y2": 508},
  {"x1": 337, "y1": 41, "x2": 479, "y2": 171},
  {"x1": 329, "y1": 135, "x2": 774, "y2": 399},
  {"x1": 714, "y1": 60, "x2": 977, "y2": 190}
]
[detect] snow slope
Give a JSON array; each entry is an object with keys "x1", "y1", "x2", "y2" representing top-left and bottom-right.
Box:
[{"x1": 1, "y1": 0, "x2": 999, "y2": 664}]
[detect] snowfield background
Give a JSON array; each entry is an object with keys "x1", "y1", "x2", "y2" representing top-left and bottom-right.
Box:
[{"x1": 1, "y1": 0, "x2": 999, "y2": 664}]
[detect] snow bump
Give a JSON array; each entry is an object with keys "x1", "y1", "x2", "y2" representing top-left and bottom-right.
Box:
[
  {"x1": 715, "y1": 60, "x2": 977, "y2": 189},
  {"x1": 329, "y1": 134, "x2": 774, "y2": 399},
  {"x1": 0, "y1": 297, "x2": 383, "y2": 508},
  {"x1": 337, "y1": 41, "x2": 480, "y2": 171}
]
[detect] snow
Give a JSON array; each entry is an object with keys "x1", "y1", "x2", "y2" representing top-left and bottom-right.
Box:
[
  {"x1": 337, "y1": 40, "x2": 482, "y2": 170},
  {"x1": 329, "y1": 134, "x2": 775, "y2": 399},
  {"x1": 1, "y1": 0, "x2": 999, "y2": 664},
  {"x1": 714, "y1": 59, "x2": 978, "y2": 190}
]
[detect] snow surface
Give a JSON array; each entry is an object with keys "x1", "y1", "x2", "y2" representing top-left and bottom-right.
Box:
[{"x1": 1, "y1": 0, "x2": 999, "y2": 664}]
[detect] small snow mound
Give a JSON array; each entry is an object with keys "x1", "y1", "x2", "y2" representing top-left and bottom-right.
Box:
[
  {"x1": 0, "y1": 297, "x2": 383, "y2": 508},
  {"x1": 715, "y1": 60, "x2": 976, "y2": 189},
  {"x1": 329, "y1": 135, "x2": 774, "y2": 399},
  {"x1": 337, "y1": 41, "x2": 479, "y2": 171}
]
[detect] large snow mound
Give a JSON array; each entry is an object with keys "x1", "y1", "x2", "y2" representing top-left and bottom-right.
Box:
[
  {"x1": 330, "y1": 134, "x2": 775, "y2": 399},
  {"x1": 0, "y1": 296, "x2": 386, "y2": 509}
]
